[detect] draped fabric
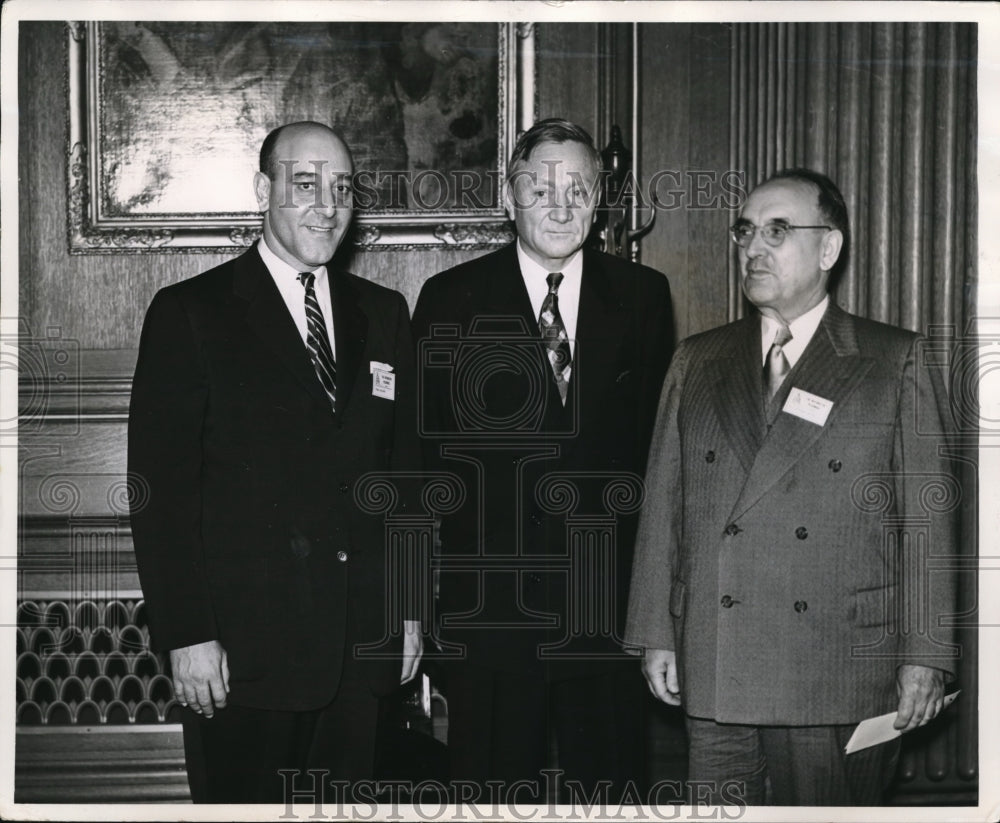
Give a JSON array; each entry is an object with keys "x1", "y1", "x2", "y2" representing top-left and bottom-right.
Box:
[
  {"x1": 728, "y1": 22, "x2": 976, "y2": 339},
  {"x1": 729, "y1": 23, "x2": 978, "y2": 802}
]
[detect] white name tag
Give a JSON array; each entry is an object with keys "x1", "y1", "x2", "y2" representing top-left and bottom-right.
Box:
[
  {"x1": 372, "y1": 369, "x2": 395, "y2": 400},
  {"x1": 370, "y1": 361, "x2": 395, "y2": 400},
  {"x1": 782, "y1": 387, "x2": 833, "y2": 426}
]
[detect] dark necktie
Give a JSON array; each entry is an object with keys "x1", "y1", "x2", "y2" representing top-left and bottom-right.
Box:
[
  {"x1": 298, "y1": 271, "x2": 337, "y2": 412},
  {"x1": 764, "y1": 321, "x2": 793, "y2": 401},
  {"x1": 539, "y1": 272, "x2": 572, "y2": 405}
]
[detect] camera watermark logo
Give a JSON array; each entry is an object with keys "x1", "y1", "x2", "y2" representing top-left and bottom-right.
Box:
[
  {"x1": 848, "y1": 471, "x2": 962, "y2": 661},
  {"x1": 915, "y1": 320, "x2": 998, "y2": 438},
  {"x1": 419, "y1": 316, "x2": 579, "y2": 439},
  {"x1": 1, "y1": 319, "x2": 81, "y2": 437}
]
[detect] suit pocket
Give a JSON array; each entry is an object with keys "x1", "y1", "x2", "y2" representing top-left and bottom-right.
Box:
[
  {"x1": 669, "y1": 580, "x2": 687, "y2": 619},
  {"x1": 826, "y1": 422, "x2": 893, "y2": 439},
  {"x1": 852, "y1": 584, "x2": 897, "y2": 628}
]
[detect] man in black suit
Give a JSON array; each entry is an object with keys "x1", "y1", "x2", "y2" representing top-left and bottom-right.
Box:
[
  {"x1": 412, "y1": 118, "x2": 673, "y2": 801},
  {"x1": 128, "y1": 121, "x2": 422, "y2": 803}
]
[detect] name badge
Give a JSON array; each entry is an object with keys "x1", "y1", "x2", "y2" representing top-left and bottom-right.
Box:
[
  {"x1": 370, "y1": 361, "x2": 396, "y2": 400},
  {"x1": 782, "y1": 387, "x2": 833, "y2": 426}
]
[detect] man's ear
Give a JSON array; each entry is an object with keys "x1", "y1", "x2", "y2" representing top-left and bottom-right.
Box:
[
  {"x1": 253, "y1": 171, "x2": 271, "y2": 213},
  {"x1": 820, "y1": 228, "x2": 844, "y2": 272},
  {"x1": 589, "y1": 171, "x2": 603, "y2": 225},
  {"x1": 503, "y1": 181, "x2": 517, "y2": 222},
  {"x1": 504, "y1": 166, "x2": 532, "y2": 221}
]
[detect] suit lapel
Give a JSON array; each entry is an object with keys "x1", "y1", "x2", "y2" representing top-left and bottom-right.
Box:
[
  {"x1": 330, "y1": 270, "x2": 368, "y2": 415},
  {"x1": 483, "y1": 245, "x2": 561, "y2": 406},
  {"x1": 485, "y1": 245, "x2": 539, "y2": 329},
  {"x1": 708, "y1": 316, "x2": 766, "y2": 474},
  {"x1": 728, "y1": 304, "x2": 874, "y2": 520},
  {"x1": 236, "y1": 246, "x2": 330, "y2": 406}
]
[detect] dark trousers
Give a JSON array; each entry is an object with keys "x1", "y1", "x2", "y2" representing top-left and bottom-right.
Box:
[
  {"x1": 685, "y1": 716, "x2": 901, "y2": 806},
  {"x1": 446, "y1": 662, "x2": 647, "y2": 803},
  {"x1": 182, "y1": 647, "x2": 379, "y2": 804}
]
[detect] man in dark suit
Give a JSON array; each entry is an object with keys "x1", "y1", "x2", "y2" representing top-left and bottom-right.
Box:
[
  {"x1": 411, "y1": 119, "x2": 673, "y2": 801},
  {"x1": 128, "y1": 121, "x2": 422, "y2": 803},
  {"x1": 625, "y1": 169, "x2": 959, "y2": 805}
]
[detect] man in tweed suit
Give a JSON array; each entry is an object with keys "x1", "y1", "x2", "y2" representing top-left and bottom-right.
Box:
[{"x1": 625, "y1": 169, "x2": 958, "y2": 805}]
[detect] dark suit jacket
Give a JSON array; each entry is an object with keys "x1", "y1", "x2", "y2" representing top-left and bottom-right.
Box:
[
  {"x1": 128, "y1": 245, "x2": 420, "y2": 710},
  {"x1": 625, "y1": 303, "x2": 959, "y2": 725},
  {"x1": 412, "y1": 244, "x2": 673, "y2": 674}
]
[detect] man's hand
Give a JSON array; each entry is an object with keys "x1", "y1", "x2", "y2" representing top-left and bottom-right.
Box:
[
  {"x1": 641, "y1": 648, "x2": 681, "y2": 705},
  {"x1": 170, "y1": 640, "x2": 230, "y2": 718},
  {"x1": 400, "y1": 620, "x2": 423, "y2": 684},
  {"x1": 894, "y1": 664, "x2": 945, "y2": 732}
]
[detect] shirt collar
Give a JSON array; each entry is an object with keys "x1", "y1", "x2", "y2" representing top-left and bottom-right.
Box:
[
  {"x1": 760, "y1": 295, "x2": 830, "y2": 364},
  {"x1": 515, "y1": 240, "x2": 584, "y2": 284},
  {"x1": 257, "y1": 237, "x2": 327, "y2": 284}
]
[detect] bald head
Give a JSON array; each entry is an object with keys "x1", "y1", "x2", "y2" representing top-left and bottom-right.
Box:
[{"x1": 259, "y1": 121, "x2": 353, "y2": 180}]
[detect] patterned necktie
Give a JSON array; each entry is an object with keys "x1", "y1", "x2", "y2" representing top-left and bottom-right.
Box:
[
  {"x1": 298, "y1": 271, "x2": 337, "y2": 412},
  {"x1": 764, "y1": 322, "x2": 793, "y2": 399},
  {"x1": 539, "y1": 272, "x2": 572, "y2": 405}
]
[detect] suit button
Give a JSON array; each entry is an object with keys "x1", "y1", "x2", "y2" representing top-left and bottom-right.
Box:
[
  {"x1": 338, "y1": 482, "x2": 350, "y2": 494},
  {"x1": 828, "y1": 459, "x2": 842, "y2": 473},
  {"x1": 720, "y1": 595, "x2": 734, "y2": 608},
  {"x1": 724, "y1": 523, "x2": 742, "y2": 536},
  {"x1": 794, "y1": 600, "x2": 808, "y2": 613},
  {"x1": 795, "y1": 526, "x2": 808, "y2": 540},
  {"x1": 337, "y1": 551, "x2": 348, "y2": 562},
  {"x1": 705, "y1": 451, "x2": 716, "y2": 463}
]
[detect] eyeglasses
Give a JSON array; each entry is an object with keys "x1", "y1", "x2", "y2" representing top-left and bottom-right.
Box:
[{"x1": 730, "y1": 220, "x2": 831, "y2": 248}]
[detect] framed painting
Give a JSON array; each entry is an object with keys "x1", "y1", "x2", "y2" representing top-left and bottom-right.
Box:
[{"x1": 67, "y1": 20, "x2": 536, "y2": 252}]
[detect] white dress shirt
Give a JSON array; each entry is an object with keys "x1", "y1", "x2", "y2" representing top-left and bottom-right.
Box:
[
  {"x1": 257, "y1": 238, "x2": 336, "y2": 359},
  {"x1": 759, "y1": 296, "x2": 829, "y2": 368},
  {"x1": 516, "y1": 241, "x2": 583, "y2": 358}
]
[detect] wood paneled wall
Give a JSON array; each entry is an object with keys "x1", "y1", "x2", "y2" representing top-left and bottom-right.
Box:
[
  {"x1": 16, "y1": 18, "x2": 976, "y2": 806},
  {"x1": 533, "y1": 23, "x2": 734, "y2": 342}
]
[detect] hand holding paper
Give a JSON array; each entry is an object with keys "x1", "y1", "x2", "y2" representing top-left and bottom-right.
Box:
[{"x1": 845, "y1": 691, "x2": 959, "y2": 754}]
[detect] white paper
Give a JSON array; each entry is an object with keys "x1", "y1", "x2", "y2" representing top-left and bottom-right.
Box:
[
  {"x1": 844, "y1": 691, "x2": 960, "y2": 754},
  {"x1": 783, "y1": 386, "x2": 834, "y2": 426}
]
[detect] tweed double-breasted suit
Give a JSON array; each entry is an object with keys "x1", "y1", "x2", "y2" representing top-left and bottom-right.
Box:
[{"x1": 625, "y1": 303, "x2": 959, "y2": 725}]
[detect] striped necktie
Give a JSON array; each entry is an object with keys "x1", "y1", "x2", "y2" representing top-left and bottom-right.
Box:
[
  {"x1": 539, "y1": 272, "x2": 572, "y2": 405},
  {"x1": 298, "y1": 271, "x2": 337, "y2": 412}
]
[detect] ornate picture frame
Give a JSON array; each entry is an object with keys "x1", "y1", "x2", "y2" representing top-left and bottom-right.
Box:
[{"x1": 67, "y1": 20, "x2": 536, "y2": 252}]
